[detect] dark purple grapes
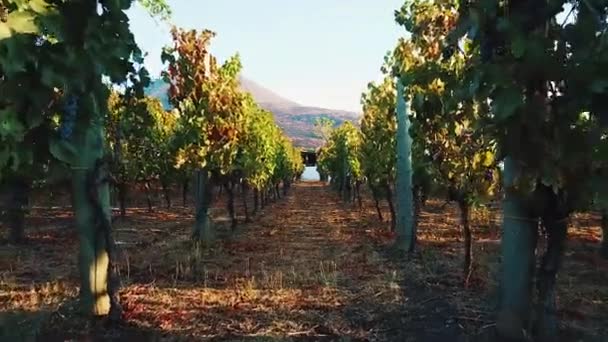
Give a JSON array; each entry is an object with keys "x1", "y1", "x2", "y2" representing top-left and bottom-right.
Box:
[
  {"x1": 442, "y1": 45, "x2": 455, "y2": 60},
  {"x1": 59, "y1": 95, "x2": 78, "y2": 140},
  {"x1": 485, "y1": 168, "x2": 493, "y2": 181}
]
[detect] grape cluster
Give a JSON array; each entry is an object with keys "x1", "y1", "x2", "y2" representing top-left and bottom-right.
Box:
[
  {"x1": 442, "y1": 45, "x2": 455, "y2": 60},
  {"x1": 59, "y1": 95, "x2": 78, "y2": 140},
  {"x1": 485, "y1": 168, "x2": 493, "y2": 181}
]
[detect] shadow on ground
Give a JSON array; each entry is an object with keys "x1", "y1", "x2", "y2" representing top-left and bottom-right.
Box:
[{"x1": 1, "y1": 182, "x2": 607, "y2": 341}]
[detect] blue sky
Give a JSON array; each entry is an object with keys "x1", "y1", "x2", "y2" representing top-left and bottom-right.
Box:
[{"x1": 127, "y1": 1, "x2": 406, "y2": 112}]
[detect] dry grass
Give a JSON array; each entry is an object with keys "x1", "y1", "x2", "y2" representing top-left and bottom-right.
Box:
[
  {"x1": 357, "y1": 196, "x2": 608, "y2": 340},
  {"x1": 0, "y1": 182, "x2": 606, "y2": 341}
]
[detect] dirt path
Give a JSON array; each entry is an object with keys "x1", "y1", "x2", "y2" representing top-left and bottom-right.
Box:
[
  {"x1": 4, "y1": 182, "x2": 465, "y2": 341},
  {"x1": 147, "y1": 181, "x2": 465, "y2": 341},
  {"x1": 3, "y1": 180, "x2": 607, "y2": 341}
]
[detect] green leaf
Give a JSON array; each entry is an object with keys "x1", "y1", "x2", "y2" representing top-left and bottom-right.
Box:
[
  {"x1": 496, "y1": 17, "x2": 510, "y2": 32},
  {"x1": 591, "y1": 177, "x2": 608, "y2": 209},
  {"x1": 9, "y1": 150, "x2": 20, "y2": 171},
  {"x1": 25, "y1": 108, "x2": 44, "y2": 130},
  {"x1": 468, "y1": 74, "x2": 481, "y2": 97},
  {"x1": 491, "y1": 87, "x2": 523, "y2": 120},
  {"x1": 0, "y1": 109, "x2": 25, "y2": 141},
  {"x1": 49, "y1": 138, "x2": 78, "y2": 166},
  {"x1": 41, "y1": 66, "x2": 65, "y2": 88},
  {"x1": 12, "y1": 146, "x2": 33, "y2": 171},
  {"x1": 46, "y1": 159, "x2": 72, "y2": 184},
  {"x1": 511, "y1": 35, "x2": 526, "y2": 58},
  {"x1": 413, "y1": 93, "x2": 424, "y2": 109},
  {"x1": 540, "y1": 167, "x2": 560, "y2": 192},
  {"x1": 467, "y1": 24, "x2": 478, "y2": 40},
  {"x1": 0, "y1": 37, "x2": 32, "y2": 74},
  {"x1": 590, "y1": 80, "x2": 608, "y2": 93},
  {"x1": 0, "y1": 145, "x2": 9, "y2": 172}
]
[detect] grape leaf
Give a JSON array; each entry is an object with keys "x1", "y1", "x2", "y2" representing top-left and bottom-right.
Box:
[
  {"x1": 491, "y1": 88, "x2": 523, "y2": 121},
  {"x1": 0, "y1": 109, "x2": 25, "y2": 141},
  {"x1": 49, "y1": 138, "x2": 78, "y2": 166},
  {"x1": 590, "y1": 80, "x2": 608, "y2": 94},
  {"x1": 511, "y1": 36, "x2": 526, "y2": 58},
  {"x1": 0, "y1": 11, "x2": 39, "y2": 40}
]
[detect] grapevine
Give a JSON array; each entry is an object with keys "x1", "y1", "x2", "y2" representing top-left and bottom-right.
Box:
[
  {"x1": 0, "y1": 0, "x2": 167, "y2": 317},
  {"x1": 163, "y1": 26, "x2": 303, "y2": 239},
  {"x1": 443, "y1": 0, "x2": 608, "y2": 339},
  {"x1": 317, "y1": 121, "x2": 362, "y2": 203}
]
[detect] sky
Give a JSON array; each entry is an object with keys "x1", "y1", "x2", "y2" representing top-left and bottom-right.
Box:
[{"x1": 126, "y1": 0, "x2": 406, "y2": 113}]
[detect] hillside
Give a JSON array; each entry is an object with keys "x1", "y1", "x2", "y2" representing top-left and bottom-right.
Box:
[{"x1": 146, "y1": 77, "x2": 359, "y2": 149}]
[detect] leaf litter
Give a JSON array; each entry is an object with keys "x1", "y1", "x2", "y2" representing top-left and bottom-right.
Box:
[{"x1": 0, "y1": 182, "x2": 606, "y2": 341}]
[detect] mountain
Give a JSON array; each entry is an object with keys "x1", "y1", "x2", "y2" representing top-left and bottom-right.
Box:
[
  {"x1": 145, "y1": 77, "x2": 360, "y2": 149},
  {"x1": 238, "y1": 77, "x2": 299, "y2": 108}
]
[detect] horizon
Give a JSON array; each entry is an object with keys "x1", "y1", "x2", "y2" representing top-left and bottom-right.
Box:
[{"x1": 127, "y1": 1, "x2": 406, "y2": 113}]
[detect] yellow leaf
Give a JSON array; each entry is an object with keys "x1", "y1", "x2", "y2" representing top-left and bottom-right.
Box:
[
  {"x1": 472, "y1": 153, "x2": 481, "y2": 168},
  {"x1": 455, "y1": 123, "x2": 463, "y2": 136},
  {"x1": 483, "y1": 151, "x2": 494, "y2": 167}
]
